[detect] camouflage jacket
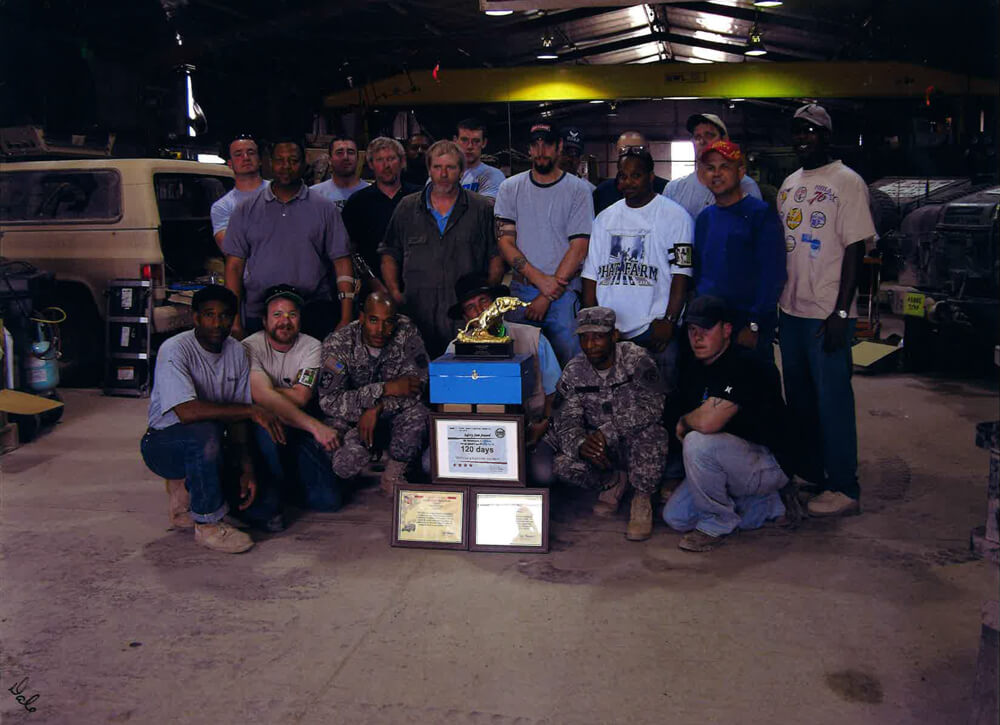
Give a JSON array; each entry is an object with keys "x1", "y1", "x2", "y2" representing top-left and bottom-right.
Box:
[
  {"x1": 318, "y1": 316, "x2": 429, "y2": 425},
  {"x1": 551, "y1": 341, "x2": 664, "y2": 456}
]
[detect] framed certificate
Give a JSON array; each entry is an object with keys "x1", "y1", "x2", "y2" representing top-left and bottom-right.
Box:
[
  {"x1": 391, "y1": 483, "x2": 469, "y2": 550},
  {"x1": 430, "y1": 413, "x2": 525, "y2": 485},
  {"x1": 469, "y1": 487, "x2": 549, "y2": 553}
]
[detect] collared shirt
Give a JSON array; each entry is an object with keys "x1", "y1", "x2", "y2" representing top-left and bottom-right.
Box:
[
  {"x1": 426, "y1": 190, "x2": 455, "y2": 234},
  {"x1": 341, "y1": 181, "x2": 421, "y2": 276},
  {"x1": 222, "y1": 183, "x2": 350, "y2": 318},
  {"x1": 210, "y1": 180, "x2": 269, "y2": 235}
]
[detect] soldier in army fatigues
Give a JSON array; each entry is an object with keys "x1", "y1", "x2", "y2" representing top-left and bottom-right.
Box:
[
  {"x1": 545, "y1": 306, "x2": 668, "y2": 541},
  {"x1": 318, "y1": 292, "x2": 430, "y2": 493}
]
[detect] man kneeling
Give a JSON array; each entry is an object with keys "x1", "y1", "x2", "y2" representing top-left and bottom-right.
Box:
[
  {"x1": 663, "y1": 296, "x2": 792, "y2": 552},
  {"x1": 543, "y1": 307, "x2": 668, "y2": 541},
  {"x1": 318, "y1": 292, "x2": 430, "y2": 493}
]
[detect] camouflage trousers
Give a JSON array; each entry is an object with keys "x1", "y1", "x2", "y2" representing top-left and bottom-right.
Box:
[
  {"x1": 331, "y1": 403, "x2": 429, "y2": 479},
  {"x1": 552, "y1": 424, "x2": 669, "y2": 494}
]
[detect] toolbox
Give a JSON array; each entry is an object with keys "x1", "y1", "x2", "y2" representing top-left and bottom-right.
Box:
[{"x1": 429, "y1": 353, "x2": 535, "y2": 406}]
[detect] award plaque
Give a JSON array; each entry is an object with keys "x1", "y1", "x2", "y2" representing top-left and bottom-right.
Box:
[
  {"x1": 391, "y1": 484, "x2": 469, "y2": 550},
  {"x1": 469, "y1": 487, "x2": 550, "y2": 553},
  {"x1": 430, "y1": 413, "x2": 525, "y2": 485}
]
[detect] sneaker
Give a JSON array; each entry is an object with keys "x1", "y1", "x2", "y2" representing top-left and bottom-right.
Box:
[
  {"x1": 625, "y1": 492, "x2": 653, "y2": 541},
  {"x1": 593, "y1": 471, "x2": 628, "y2": 517},
  {"x1": 807, "y1": 491, "x2": 860, "y2": 518},
  {"x1": 165, "y1": 478, "x2": 193, "y2": 529},
  {"x1": 380, "y1": 459, "x2": 408, "y2": 496},
  {"x1": 194, "y1": 521, "x2": 254, "y2": 554},
  {"x1": 678, "y1": 529, "x2": 728, "y2": 553}
]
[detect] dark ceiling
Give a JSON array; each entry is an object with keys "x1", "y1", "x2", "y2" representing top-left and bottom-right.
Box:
[{"x1": 1, "y1": 0, "x2": 997, "y2": 150}]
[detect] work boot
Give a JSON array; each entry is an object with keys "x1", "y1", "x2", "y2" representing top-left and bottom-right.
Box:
[
  {"x1": 625, "y1": 492, "x2": 653, "y2": 541},
  {"x1": 194, "y1": 521, "x2": 254, "y2": 554},
  {"x1": 165, "y1": 478, "x2": 193, "y2": 529},
  {"x1": 593, "y1": 471, "x2": 628, "y2": 517},
  {"x1": 678, "y1": 529, "x2": 728, "y2": 553},
  {"x1": 807, "y1": 491, "x2": 860, "y2": 518},
  {"x1": 380, "y1": 459, "x2": 408, "y2": 496}
]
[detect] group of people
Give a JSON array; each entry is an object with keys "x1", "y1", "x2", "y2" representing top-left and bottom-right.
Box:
[{"x1": 141, "y1": 102, "x2": 875, "y2": 555}]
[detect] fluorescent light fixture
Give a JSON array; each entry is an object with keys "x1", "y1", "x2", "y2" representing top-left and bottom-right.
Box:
[
  {"x1": 753, "y1": 1, "x2": 783, "y2": 7},
  {"x1": 664, "y1": 96, "x2": 699, "y2": 100},
  {"x1": 730, "y1": 97, "x2": 745, "y2": 102},
  {"x1": 589, "y1": 100, "x2": 604, "y2": 104},
  {"x1": 485, "y1": 9, "x2": 513, "y2": 16}
]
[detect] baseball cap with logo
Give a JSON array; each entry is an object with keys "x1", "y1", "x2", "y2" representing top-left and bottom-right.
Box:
[
  {"x1": 264, "y1": 284, "x2": 305, "y2": 308},
  {"x1": 699, "y1": 139, "x2": 744, "y2": 163},
  {"x1": 686, "y1": 112, "x2": 729, "y2": 138},
  {"x1": 561, "y1": 126, "x2": 585, "y2": 152},
  {"x1": 575, "y1": 306, "x2": 616, "y2": 334},
  {"x1": 529, "y1": 121, "x2": 560, "y2": 143},
  {"x1": 793, "y1": 103, "x2": 833, "y2": 132}
]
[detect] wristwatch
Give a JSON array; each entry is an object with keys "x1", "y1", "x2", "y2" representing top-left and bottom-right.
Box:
[
  {"x1": 748, "y1": 321, "x2": 760, "y2": 333},
  {"x1": 663, "y1": 312, "x2": 679, "y2": 324},
  {"x1": 835, "y1": 309, "x2": 848, "y2": 319},
  {"x1": 338, "y1": 291, "x2": 356, "y2": 300}
]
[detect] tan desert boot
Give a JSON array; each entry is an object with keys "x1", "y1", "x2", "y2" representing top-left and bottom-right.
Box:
[
  {"x1": 165, "y1": 478, "x2": 194, "y2": 529},
  {"x1": 380, "y1": 459, "x2": 408, "y2": 496},
  {"x1": 194, "y1": 521, "x2": 254, "y2": 554},
  {"x1": 625, "y1": 492, "x2": 653, "y2": 541},
  {"x1": 593, "y1": 471, "x2": 628, "y2": 517}
]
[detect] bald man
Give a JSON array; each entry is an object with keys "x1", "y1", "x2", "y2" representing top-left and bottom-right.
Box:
[
  {"x1": 593, "y1": 131, "x2": 668, "y2": 214},
  {"x1": 317, "y1": 292, "x2": 430, "y2": 493}
]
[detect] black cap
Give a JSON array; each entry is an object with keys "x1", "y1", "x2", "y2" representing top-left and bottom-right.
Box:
[
  {"x1": 561, "y1": 126, "x2": 584, "y2": 152},
  {"x1": 529, "y1": 121, "x2": 560, "y2": 143},
  {"x1": 447, "y1": 273, "x2": 511, "y2": 320},
  {"x1": 263, "y1": 284, "x2": 305, "y2": 308},
  {"x1": 685, "y1": 296, "x2": 730, "y2": 329}
]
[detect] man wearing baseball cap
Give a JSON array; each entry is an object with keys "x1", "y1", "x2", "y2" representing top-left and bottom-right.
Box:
[
  {"x1": 776, "y1": 103, "x2": 875, "y2": 518},
  {"x1": 663, "y1": 112, "x2": 762, "y2": 221},
  {"x1": 242, "y1": 284, "x2": 346, "y2": 516},
  {"x1": 495, "y1": 120, "x2": 596, "y2": 367},
  {"x1": 543, "y1": 306, "x2": 668, "y2": 541},
  {"x1": 557, "y1": 126, "x2": 596, "y2": 192},
  {"x1": 663, "y1": 296, "x2": 794, "y2": 552},
  {"x1": 692, "y1": 140, "x2": 786, "y2": 359}
]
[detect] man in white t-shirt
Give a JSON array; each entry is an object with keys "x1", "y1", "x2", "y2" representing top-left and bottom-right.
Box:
[
  {"x1": 310, "y1": 136, "x2": 369, "y2": 209},
  {"x1": 211, "y1": 134, "x2": 269, "y2": 248},
  {"x1": 455, "y1": 117, "x2": 506, "y2": 199},
  {"x1": 777, "y1": 104, "x2": 876, "y2": 518},
  {"x1": 582, "y1": 149, "x2": 692, "y2": 393},
  {"x1": 243, "y1": 285, "x2": 346, "y2": 512}
]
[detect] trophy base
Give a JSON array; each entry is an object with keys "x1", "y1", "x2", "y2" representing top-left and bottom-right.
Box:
[{"x1": 454, "y1": 340, "x2": 514, "y2": 358}]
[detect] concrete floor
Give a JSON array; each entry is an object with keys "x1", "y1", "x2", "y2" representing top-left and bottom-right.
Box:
[{"x1": 1, "y1": 372, "x2": 997, "y2": 724}]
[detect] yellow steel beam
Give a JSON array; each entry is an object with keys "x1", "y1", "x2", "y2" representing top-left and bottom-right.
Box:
[{"x1": 323, "y1": 62, "x2": 998, "y2": 108}]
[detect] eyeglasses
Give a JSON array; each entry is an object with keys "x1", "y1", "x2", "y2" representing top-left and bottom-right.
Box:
[{"x1": 617, "y1": 144, "x2": 647, "y2": 157}]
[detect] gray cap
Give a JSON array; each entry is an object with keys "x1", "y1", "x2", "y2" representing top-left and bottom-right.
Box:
[
  {"x1": 685, "y1": 296, "x2": 730, "y2": 329},
  {"x1": 576, "y1": 306, "x2": 616, "y2": 334},
  {"x1": 793, "y1": 103, "x2": 833, "y2": 132},
  {"x1": 686, "y1": 112, "x2": 729, "y2": 138}
]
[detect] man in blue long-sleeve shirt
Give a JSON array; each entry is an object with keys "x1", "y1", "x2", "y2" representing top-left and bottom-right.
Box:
[{"x1": 692, "y1": 140, "x2": 786, "y2": 359}]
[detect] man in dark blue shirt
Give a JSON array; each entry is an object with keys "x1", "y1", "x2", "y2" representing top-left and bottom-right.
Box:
[{"x1": 692, "y1": 140, "x2": 785, "y2": 359}]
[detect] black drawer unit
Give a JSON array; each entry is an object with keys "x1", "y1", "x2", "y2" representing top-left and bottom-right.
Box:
[{"x1": 104, "y1": 280, "x2": 152, "y2": 397}]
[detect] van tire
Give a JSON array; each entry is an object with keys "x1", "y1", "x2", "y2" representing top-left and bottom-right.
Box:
[{"x1": 39, "y1": 285, "x2": 104, "y2": 388}]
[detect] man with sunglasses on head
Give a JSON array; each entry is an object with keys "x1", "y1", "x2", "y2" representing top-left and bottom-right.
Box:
[
  {"x1": 495, "y1": 120, "x2": 595, "y2": 366},
  {"x1": 664, "y1": 113, "x2": 761, "y2": 222},
  {"x1": 592, "y1": 131, "x2": 668, "y2": 214},
  {"x1": 212, "y1": 133, "x2": 269, "y2": 249}
]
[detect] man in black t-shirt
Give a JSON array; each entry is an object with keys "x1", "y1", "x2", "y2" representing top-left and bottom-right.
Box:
[{"x1": 663, "y1": 296, "x2": 792, "y2": 552}]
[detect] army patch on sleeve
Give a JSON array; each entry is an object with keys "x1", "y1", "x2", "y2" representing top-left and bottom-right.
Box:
[
  {"x1": 319, "y1": 370, "x2": 334, "y2": 391},
  {"x1": 297, "y1": 367, "x2": 319, "y2": 388},
  {"x1": 670, "y1": 243, "x2": 694, "y2": 268},
  {"x1": 324, "y1": 358, "x2": 345, "y2": 372}
]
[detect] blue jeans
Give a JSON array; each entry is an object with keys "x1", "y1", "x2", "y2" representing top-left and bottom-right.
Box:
[
  {"x1": 507, "y1": 280, "x2": 581, "y2": 367},
  {"x1": 778, "y1": 311, "x2": 859, "y2": 498},
  {"x1": 663, "y1": 431, "x2": 788, "y2": 536},
  {"x1": 140, "y1": 422, "x2": 228, "y2": 524},
  {"x1": 253, "y1": 425, "x2": 344, "y2": 511}
]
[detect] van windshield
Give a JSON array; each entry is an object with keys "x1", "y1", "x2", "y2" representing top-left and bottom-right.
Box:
[
  {"x1": 0, "y1": 169, "x2": 121, "y2": 222},
  {"x1": 154, "y1": 173, "x2": 233, "y2": 282}
]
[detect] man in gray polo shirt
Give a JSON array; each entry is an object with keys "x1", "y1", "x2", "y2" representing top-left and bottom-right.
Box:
[
  {"x1": 223, "y1": 136, "x2": 355, "y2": 342},
  {"x1": 495, "y1": 120, "x2": 595, "y2": 366}
]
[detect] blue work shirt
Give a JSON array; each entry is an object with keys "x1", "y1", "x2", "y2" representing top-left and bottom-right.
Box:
[{"x1": 425, "y1": 190, "x2": 454, "y2": 234}]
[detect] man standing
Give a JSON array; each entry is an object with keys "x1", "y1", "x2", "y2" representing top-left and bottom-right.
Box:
[
  {"x1": 400, "y1": 132, "x2": 431, "y2": 187},
  {"x1": 455, "y1": 118, "x2": 506, "y2": 199},
  {"x1": 223, "y1": 136, "x2": 355, "y2": 341},
  {"x1": 243, "y1": 285, "x2": 345, "y2": 512},
  {"x1": 140, "y1": 285, "x2": 284, "y2": 553},
  {"x1": 495, "y1": 121, "x2": 595, "y2": 366},
  {"x1": 693, "y1": 140, "x2": 786, "y2": 359},
  {"x1": 592, "y1": 130, "x2": 667, "y2": 214},
  {"x1": 543, "y1": 307, "x2": 668, "y2": 541},
  {"x1": 664, "y1": 112, "x2": 761, "y2": 221},
  {"x1": 341, "y1": 137, "x2": 421, "y2": 287},
  {"x1": 318, "y1": 292, "x2": 430, "y2": 494},
  {"x1": 558, "y1": 126, "x2": 596, "y2": 192},
  {"x1": 777, "y1": 103, "x2": 875, "y2": 518},
  {"x1": 379, "y1": 140, "x2": 503, "y2": 357},
  {"x1": 211, "y1": 134, "x2": 268, "y2": 248},
  {"x1": 582, "y1": 149, "x2": 691, "y2": 392},
  {"x1": 310, "y1": 136, "x2": 369, "y2": 209},
  {"x1": 663, "y1": 296, "x2": 792, "y2": 552}
]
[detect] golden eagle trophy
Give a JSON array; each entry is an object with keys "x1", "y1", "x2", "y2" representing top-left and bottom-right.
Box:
[{"x1": 454, "y1": 296, "x2": 528, "y2": 358}]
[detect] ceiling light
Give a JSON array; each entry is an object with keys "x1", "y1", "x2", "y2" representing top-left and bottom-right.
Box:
[
  {"x1": 753, "y1": 1, "x2": 783, "y2": 7},
  {"x1": 744, "y1": 23, "x2": 767, "y2": 56},
  {"x1": 537, "y1": 33, "x2": 558, "y2": 60},
  {"x1": 485, "y1": 9, "x2": 514, "y2": 16},
  {"x1": 589, "y1": 100, "x2": 603, "y2": 104}
]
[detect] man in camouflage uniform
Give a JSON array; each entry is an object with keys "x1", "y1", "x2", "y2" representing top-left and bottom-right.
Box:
[
  {"x1": 318, "y1": 292, "x2": 430, "y2": 493},
  {"x1": 546, "y1": 306, "x2": 668, "y2": 540}
]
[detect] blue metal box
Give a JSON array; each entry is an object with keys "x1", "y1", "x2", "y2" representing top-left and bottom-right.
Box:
[{"x1": 429, "y1": 353, "x2": 535, "y2": 405}]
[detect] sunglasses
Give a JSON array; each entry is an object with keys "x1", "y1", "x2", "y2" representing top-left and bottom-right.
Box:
[{"x1": 617, "y1": 144, "x2": 647, "y2": 157}]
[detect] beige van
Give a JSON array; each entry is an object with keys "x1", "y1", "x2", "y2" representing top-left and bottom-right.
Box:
[{"x1": 0, "y1": 158, "x2": 234, "y2": 383}]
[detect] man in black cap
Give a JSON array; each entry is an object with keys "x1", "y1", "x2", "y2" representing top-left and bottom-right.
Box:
[
  {"x1": 663, "y1": 296, "x2": 793, "y2": 552},
  {"x1": 558, "y1": 126, "x2": 596, "y2": 192}
]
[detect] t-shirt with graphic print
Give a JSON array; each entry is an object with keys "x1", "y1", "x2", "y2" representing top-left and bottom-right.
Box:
[
  {"x1": 581, "y1": 195, "x2": 693, "y2": 339},
  {"x1": 460, "y1": 161, "x2": 506, "y2": 198},
  {"x1": 776, "y1": 160, "x2": 876, "y2": 320}
]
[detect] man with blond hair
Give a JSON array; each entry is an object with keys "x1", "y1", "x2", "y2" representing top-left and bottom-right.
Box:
[{"x1": 379, "y1": 140, "x2": 503, "y2": 356}]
